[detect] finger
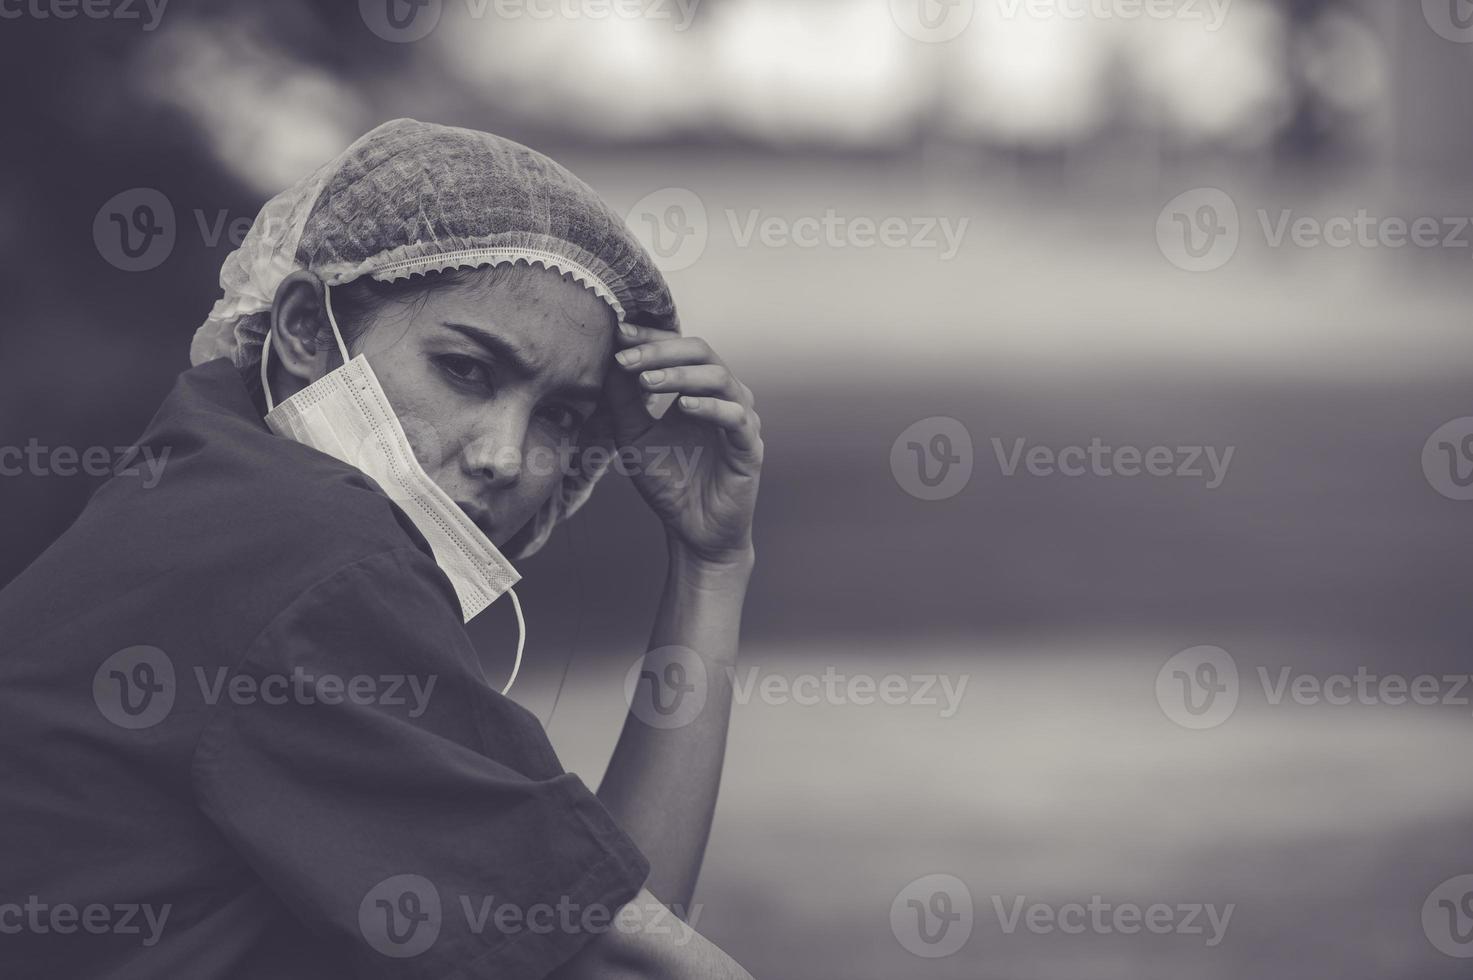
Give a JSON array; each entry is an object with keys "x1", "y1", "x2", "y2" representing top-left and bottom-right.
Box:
[
  {"x1": 614, "y1": 337, "x2": 722, "y2": 372},
  {"x1": 676, "y1": 396, "x2": 761, "y2": 454},
  {"x1": 638, "y1": 364, "x2": 747, "y2": 403},
  {"x1": 615, "y1": 321, "x2": 679, "y2": 348}
]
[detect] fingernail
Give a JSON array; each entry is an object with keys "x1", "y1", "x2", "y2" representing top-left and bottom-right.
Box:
[
  {"x1": 615, "y1": 349, "x2": 638, "y2": 366},
  {"x1": 641, "y1": 370, "x2": 665, "y2": 386},
  {"x1": 618, "y1": 322, "x2": 637, "y2": 338},
  {"x1": 680, "y1": 396, "x2": 700, "y2": 409}
]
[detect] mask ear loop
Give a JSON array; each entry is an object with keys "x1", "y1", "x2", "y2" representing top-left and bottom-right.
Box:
[
  {"x1": 259, "y1": 281, "x2": 352, "y2": 414},
  {"x1": 502, "y1": 588, "x2": 525, "y2": 696},
  {"x1": 261, "y1": 281, "x2": 525, "y2": 694}
]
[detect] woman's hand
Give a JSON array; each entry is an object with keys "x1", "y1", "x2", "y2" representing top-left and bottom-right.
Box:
[{"x1": 601, "y1": 322, "x2": 762, "y2": 569}]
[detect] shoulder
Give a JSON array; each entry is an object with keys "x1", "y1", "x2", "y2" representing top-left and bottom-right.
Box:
[{"x1": 81, "y1": 359, "x2": 451, "y2": 612}]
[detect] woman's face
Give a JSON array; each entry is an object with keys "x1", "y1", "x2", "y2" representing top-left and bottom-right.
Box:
[{"x1": 348, "y1": 264, "x2": 616, "y2": 547}]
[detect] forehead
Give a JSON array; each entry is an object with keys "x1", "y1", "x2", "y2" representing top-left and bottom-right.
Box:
[{"x1": 422, "y1": 263, "x2": 617, "y2": 378}]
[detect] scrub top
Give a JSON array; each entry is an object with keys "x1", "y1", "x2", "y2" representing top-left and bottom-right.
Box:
[{"x1": 0, "y1": 359, "x2": 650, "y2": 979}]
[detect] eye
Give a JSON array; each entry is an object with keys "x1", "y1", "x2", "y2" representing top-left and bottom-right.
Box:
[
  {"x1": 538, "y1": 404, "x2": 587, "y2": 434},
  {"x1": 437, "y1": 354, "x2": 492, "y2": 391}
]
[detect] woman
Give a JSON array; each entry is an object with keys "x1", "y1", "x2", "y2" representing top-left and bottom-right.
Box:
[{"x1": 0, "y1": 119, "x2": 761, "y2": 978}]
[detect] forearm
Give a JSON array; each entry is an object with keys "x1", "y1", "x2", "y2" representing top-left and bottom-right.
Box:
[
  {"x1": 596, "y1": 534, "x2": 753, "y2": 911},
  {"x1": 547, "y1": 888, "x2": 755, "y2": 980}
]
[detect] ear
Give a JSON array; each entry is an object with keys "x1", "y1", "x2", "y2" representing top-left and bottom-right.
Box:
[{"x1": 269, "y1": 270, "x2": 335, "y2": 386}]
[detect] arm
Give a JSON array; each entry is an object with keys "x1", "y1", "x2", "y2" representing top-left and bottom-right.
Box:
[
  {"x1": 547, "y1": 887, "x2": 756, "y2": 980},
  {"x1": 594, "y1": 323, "x2": 764, "y2": 912},
  {"x1": 596, "y1": 537, "x2": 752, "y2": 909}
]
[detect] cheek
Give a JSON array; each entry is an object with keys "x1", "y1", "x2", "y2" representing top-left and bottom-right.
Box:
[
  {"x1": 518, "y1": 436, "x2": 573, "y2": 503},
  {"x1": 362, "y1": 349, "x2": 459, "y2": 470}
]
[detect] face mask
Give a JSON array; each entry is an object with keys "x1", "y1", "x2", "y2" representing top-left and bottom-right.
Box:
[{"x1": 258, "y1": 284, "x2": 525, "y2": 695}]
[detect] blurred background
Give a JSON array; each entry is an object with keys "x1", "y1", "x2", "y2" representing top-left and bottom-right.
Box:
[{"x1": 2, "y1": 1, "x2": 1473, "y2": 977}]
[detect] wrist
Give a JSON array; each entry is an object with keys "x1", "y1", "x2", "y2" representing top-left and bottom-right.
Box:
[{"x1": 665, "y1": 534, "x2": 755, "y2": 590}]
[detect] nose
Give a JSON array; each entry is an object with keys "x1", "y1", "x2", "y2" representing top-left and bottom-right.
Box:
[{"x1": 460, "y1": 414, "x2": 530, "y2": 491}]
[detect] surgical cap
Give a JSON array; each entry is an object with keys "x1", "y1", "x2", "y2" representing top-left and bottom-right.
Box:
[{"x1": 190, "y1": 118, "x2": 679, "y2": 559}]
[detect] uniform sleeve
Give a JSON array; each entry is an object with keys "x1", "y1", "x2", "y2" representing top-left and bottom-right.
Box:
[{"x1": 191, "y1": 548, "x2": 649, "y2": 980}]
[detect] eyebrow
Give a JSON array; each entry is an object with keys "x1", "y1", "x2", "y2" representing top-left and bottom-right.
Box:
[{"x1": 441, "y1": 321, "x2": 604, "y2": 402}]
